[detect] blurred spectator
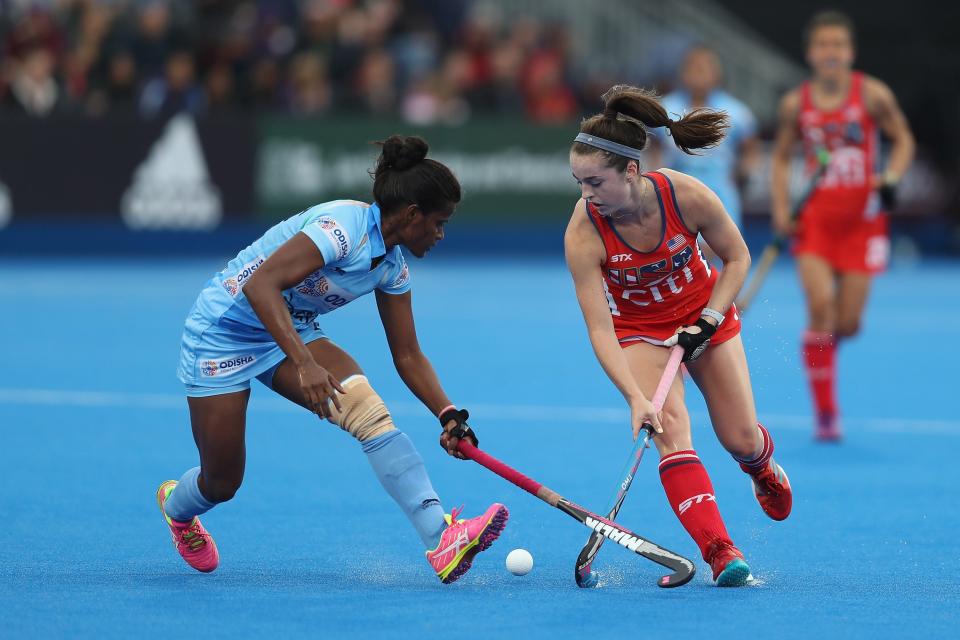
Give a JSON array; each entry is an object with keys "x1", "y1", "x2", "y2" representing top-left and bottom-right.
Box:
[
  {"x1": 131, "y1": 2, "x2": 175, "y2": 79},
  {"x1": 86, "y1": 49, "x2": 140, "y2": 116},
  {"x1": 139, "y1": 50, "x2": 204, "y2": 118},
  {"x1": 401, "y1": 50, "x2": 470, "y2": 125},
  {"x1": 246, "y1": 57, "x2": 282, "y2": 111},
  {"x1": 354, "y1": 47, "x2": 396, "y2": 115},
  {"x1": 284, "y1": 51, "x2": 331, "y2": 115},
  {"x1": 0, "y1": 0, "x2": 588, "y2": 123},
  {"x1": 488, "y1": 33, "x2": 525, "y2": 114},
  {"x1": 4, "y1": 7, "x2": 64, "y2": 62},
  {"x1": 656, "y1": 45, "x2": 760, "y2": 228},
  {"x1": 519, "y1": 26, "x2": 577, "y2": 123},
  {"x1": 5, "y1": 47, "x2": 63, "y2": 116},
  {"x1": 204, "y1": 61, "x2": 238, "y2": 116}
]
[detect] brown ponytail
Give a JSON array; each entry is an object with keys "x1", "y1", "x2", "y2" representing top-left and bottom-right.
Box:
[{"x1": 572, "y1": 84, "x2": 730, "y2": 170}]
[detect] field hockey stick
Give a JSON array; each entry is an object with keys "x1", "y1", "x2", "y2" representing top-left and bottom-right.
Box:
[
  {"x1": 736, "y1": 147, "x2": 831, "y2": 312},
  {"x1": 574, "y1": 345, "x2": 685, "y2": 588},
  {"x1": 457, "y1": 439, "x2": 696, "y2": 588}
]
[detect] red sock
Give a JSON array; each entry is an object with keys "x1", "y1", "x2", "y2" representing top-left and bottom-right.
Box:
[
  {"x1": 733, "y1": 423, "x2": 774, "y2": 474},
  {"x1": 659, "y1": 450, "x2": 734, "y2": 562},
  {"x1": 802, "y1": 330, "x2": 837, "y2": 417}
]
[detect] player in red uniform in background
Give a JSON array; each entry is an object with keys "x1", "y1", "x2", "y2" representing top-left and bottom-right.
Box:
[
  {"x1": 771, "y1": 11, "x2": 914, "y2": 441},
  {"x1": 566, "y1": 84, "x2": 792, "y2": 586}
]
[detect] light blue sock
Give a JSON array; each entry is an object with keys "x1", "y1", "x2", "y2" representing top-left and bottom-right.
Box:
[
  {"x1": 362, "y1": 431, "x2": 446, "y2": 549},
  {"x1": 163, "y1": 466, "x2": 216, "y2": 523}
]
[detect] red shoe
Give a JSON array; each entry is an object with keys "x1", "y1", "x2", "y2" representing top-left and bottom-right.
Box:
[
  {"x1": 815, "y1": 412, "x2": 843, "y2": 442},
  {"x1": 705, "y1": 538, "x2": 751, "y2": 586},
  {"x1": 748, "y1": 459, "x2": 793, "y2": 521}
]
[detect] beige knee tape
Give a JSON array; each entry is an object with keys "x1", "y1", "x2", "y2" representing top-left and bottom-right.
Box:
[{"x1": 326, "y1": 375, "x2": 396, "y2": 442}]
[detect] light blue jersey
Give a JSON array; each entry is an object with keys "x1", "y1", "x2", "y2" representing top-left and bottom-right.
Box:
[
  {"x1": 178, "y1": 200, "x2": 411, "y2": 394},
  {"x1": 660, "y1": 90, "x2": 757, "y2": 225}
]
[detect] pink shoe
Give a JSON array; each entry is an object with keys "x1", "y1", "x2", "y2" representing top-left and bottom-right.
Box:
[
  {"x1": 156, "y1": 480, "x2": 219, "y2": 573},
  {"x1": 426, "y1": 503, "x2": 508, "y2": 584}
]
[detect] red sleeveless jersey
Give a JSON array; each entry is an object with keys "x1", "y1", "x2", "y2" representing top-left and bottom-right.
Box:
[
  {"x1": 799, "y1": 71, "x2": 881, "y2": 220},
  {"x1": 586, "y1": 171, "x2": 741, "y2": 346}
]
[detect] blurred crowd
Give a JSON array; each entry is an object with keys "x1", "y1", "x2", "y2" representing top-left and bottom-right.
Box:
[{"x1": 0, "y1": 0, "x2": 591, "y2": 123}]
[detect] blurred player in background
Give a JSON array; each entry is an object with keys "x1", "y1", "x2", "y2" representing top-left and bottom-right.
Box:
[
  {"x1": 157, "y1": 135, "x2": 507, "y2": 584},
  {"x1": 658, "y1": 45, "x2": 760, "y2": 236},
  {"x1": 566, "y1": 85, "x2": 792, "y2": 586},
  {"x1": 771, "y1": 11, "x2": 914, "y2": 441}
]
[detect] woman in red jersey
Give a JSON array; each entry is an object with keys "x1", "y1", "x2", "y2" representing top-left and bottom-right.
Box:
[
  {"x1": 565, "y1": 84, "x2": 792, "y2": 587},
  {"x1": 771, "y1": 11, "x2": 914, "y2": 441}
]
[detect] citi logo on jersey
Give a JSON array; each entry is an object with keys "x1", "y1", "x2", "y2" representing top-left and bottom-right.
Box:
[
  {"x1": 678, "y1": 493, "x2": 716, "y2": 515},
  {"x1": 607, "y1": 244, "x2": 707, "y2": 309}
]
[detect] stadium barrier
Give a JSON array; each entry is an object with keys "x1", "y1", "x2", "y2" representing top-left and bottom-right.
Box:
[{"x1": 0, "y1": 114, "x2": 953, "y2": 256}]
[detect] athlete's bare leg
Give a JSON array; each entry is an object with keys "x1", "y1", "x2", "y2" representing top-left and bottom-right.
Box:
[
  {"x1": 187, "y1": 390, "x2": 250, "y2": 503},
  {"x1": 623, "y1": 341, "x2": 749, "y2": 575},
  {"x1": 797, "y1": 253, "x2": 837, "y2": 333},
  {"x1": 269, "y1": 338, "x2": 364, "y2": 410},
  {"x1": 835, "y1": 271, "x2": 873, "y2": 339},
  {"x1": 622, "y1": 341, "x2": 691, "y2": 455},
  {"x1": 685, "y1": 335, "x2": 759, "y2": 459}
]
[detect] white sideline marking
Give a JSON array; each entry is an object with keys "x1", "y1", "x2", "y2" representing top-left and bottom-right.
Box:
[{"x1": 0, "y1": 387, "x2": 957, "y2": 436}]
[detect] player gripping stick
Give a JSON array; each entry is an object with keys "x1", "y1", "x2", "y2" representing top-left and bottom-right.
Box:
[
  {"x1": 157, "y1": 135, "x2": 507, "y2": 584},
  {"x1": 565, "y1": 85, "x2": 793, "y2": 586},
  {"x1": 770, "y1": 11, "x2": 915, "y2": 441}
]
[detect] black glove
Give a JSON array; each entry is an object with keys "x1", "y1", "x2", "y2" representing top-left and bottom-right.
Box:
[
  {"x1": 439, "y1": 406, "x2": 479, "y2": 447},
  {"x1": 879, "y1": 181, "x2": 897, "y2": 211},
  {"x1": 671, "y1": 317, "x2": 717, "y2": 362}
]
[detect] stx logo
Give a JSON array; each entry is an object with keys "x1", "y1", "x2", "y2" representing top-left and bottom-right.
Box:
[
  {"x1": 585, "y1": 517, "x2": 649, "y2": 552},
  {"x1": 610, "y1": 253, "x2": 633, "y2": 263},
  {"x1": 678, "y1": 493, "x2": 716, "y2": 515}
]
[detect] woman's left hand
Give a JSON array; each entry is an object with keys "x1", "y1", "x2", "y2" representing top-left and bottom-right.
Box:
[{"x1": 664, "y1": 317, "x2": 717, "y2": 362}]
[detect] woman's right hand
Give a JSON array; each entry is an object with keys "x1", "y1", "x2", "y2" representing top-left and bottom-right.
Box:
[
  {"x1": 628, "y1": 393, "x2": 662, "y2": 440},
  {"x1": 297, "y1": 360, "x2": 346, "y2": 419}
]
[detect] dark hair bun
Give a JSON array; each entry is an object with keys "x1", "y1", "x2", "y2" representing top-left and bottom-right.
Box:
[{"x1": 379, "y1": 135, "x2": 429, "y2": 171}]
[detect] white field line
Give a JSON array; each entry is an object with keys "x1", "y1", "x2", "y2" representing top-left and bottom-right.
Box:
[{"x1": 0, "y1": 387, "x2": 957, "y2": 436}]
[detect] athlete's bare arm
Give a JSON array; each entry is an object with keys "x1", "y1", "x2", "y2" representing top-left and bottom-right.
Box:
[
  {"x1": 375, "y1": 289, "x2": 452, "y2": 416},
  {"x1": 564, "y1": 200, "x2": 661, "y2": 435},
  {"x1": 770, "y1": 89, "x2": 802, "y2": 235},
  {"x1": 863, "y1": 76, "x2": 915, "y2": 182},
  {"x1": 376, "y1": 289, "x2": 467, "y2": 457},
  {"x1": 243, "y1": 232, "x2": 345, "y2": 416},
  {"x1": 662, "y1": 169, "x2": 751, "y2": 316}
]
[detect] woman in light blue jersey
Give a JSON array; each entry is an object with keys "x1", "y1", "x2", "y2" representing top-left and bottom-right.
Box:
[
  {"x1": 157, "y1": 135, "x2": 508, "y2": 584},
  {"x1": 657, "y1": 45, "x2": 760, "y2": 230}
]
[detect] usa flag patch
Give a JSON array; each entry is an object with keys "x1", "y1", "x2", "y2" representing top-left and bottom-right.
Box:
[{"x1": 667, "y1": 234, "x2": 686, "y2": 251}]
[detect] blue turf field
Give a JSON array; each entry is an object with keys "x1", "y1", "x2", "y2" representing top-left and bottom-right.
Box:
[{"x1": 1, "y1": 256, "x2": 958, "y2": 638}]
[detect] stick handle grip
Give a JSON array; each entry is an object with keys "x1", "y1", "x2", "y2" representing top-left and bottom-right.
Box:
[
  {"x1": 639, "y1": 345, "x2": 686, "y2": 434},
  {"x1": 652, "y1": 346, "x2": 685, "y2": 411},
  {"x1": 458, "y1": 440, "x2": 561, "y2": 506}
]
